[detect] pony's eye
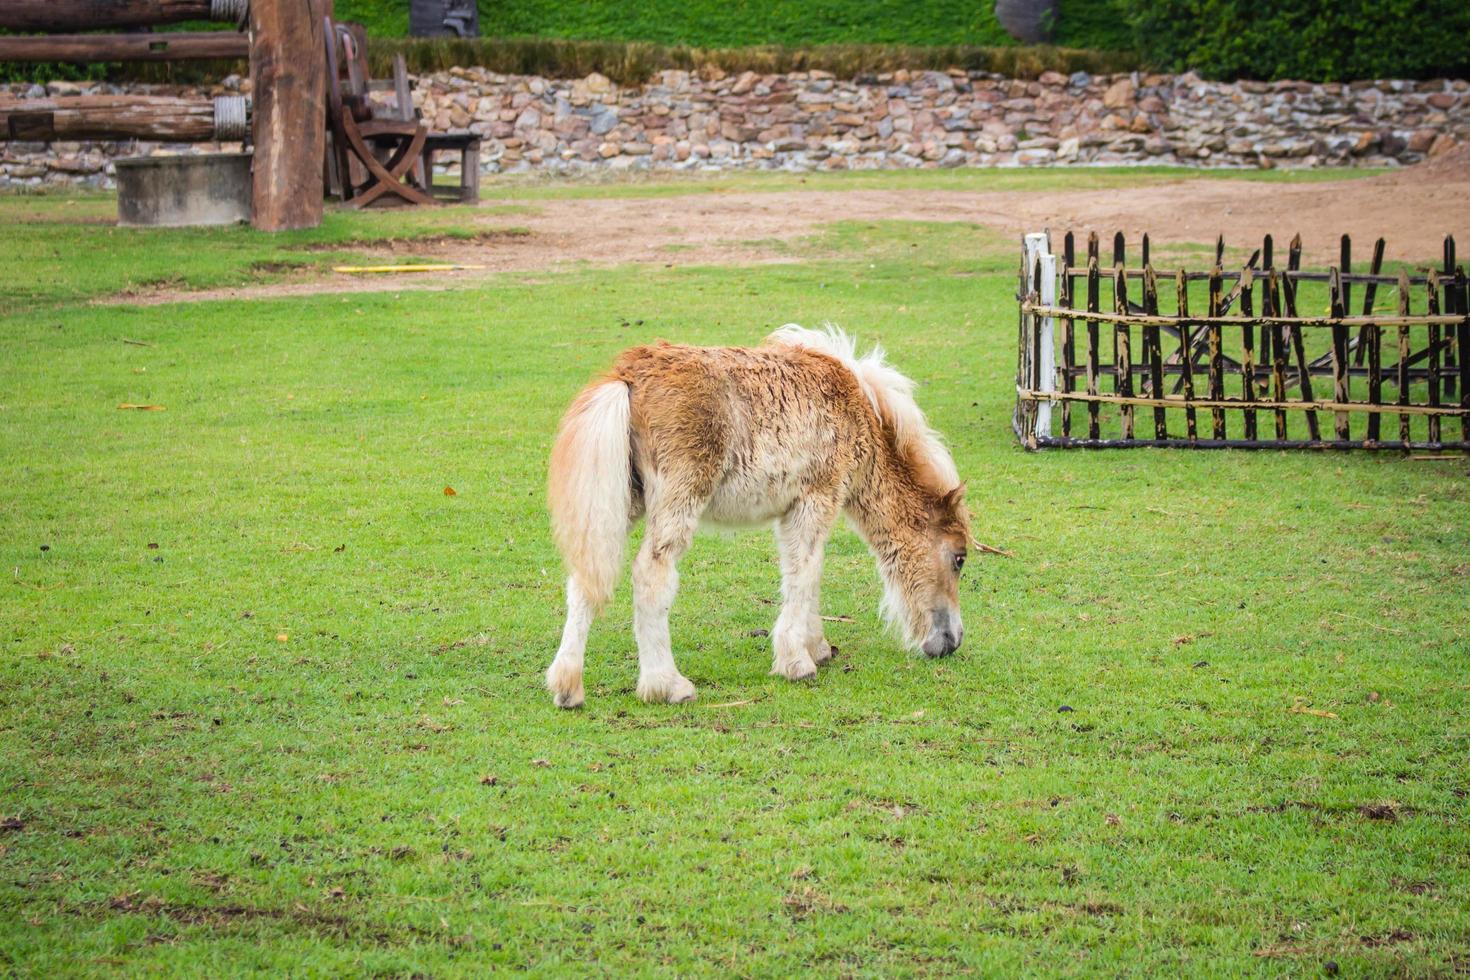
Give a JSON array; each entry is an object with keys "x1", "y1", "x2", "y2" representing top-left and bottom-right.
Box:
[{"x1": 953, "y1": 554, "x2": 966, "y2": 572}]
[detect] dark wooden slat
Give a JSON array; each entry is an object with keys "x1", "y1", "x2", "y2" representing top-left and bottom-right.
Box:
[
  {"x1": 1366, "y1": 268, "x2": 1383, "y2": 443},
  {"x1": 1328, "y1": 267, "x2": 1351, "y2": 441},
  {"x1": 1353, "y1": 237, "x2": 1386, "y2": 365},
  {"x1": 1176, "y1": 268, "x2": 1198, "y2": 441},
  {"x1": 1238, "y1": 267, "x2": 1259, "y2": 441},
  {"x1": 1113, "y1": 232, "x2": 1125, "y2": 269},
  {"x1": 1207, "y1": 267, "x2": 1225, "y2": 439},
  {"x1": 1427, "y1": 270, "x2": 1442, "y2": 445},
  {"x1": 1061, "y1": 232, "x2": 1076, "y2": 438},
  {"x1": 1143, "y1": 264, "x2": 1166, "y2": 439},
  {"x1": 1444, "y1": 237, "x2": 1460, "y2": 399},
  {"x1": 1115, "y1": 264, "x2": 1134, "y2": 440},
  {"x1": 1458, "y1": 266, "x2": 1470, "y2": 446},
  {"x1": 1086, "y1": 256, "x2": 1101, "y2": 440},
  {"x1": 1284, "y1": 236, "x2": 1320, "y2": 441},
  {"x1": 1398, "y1": 271, "x2": 1412, "y2": 444},
  {"x1": 1266, "y1": 270, "x2": 1289, "y2": 440}
]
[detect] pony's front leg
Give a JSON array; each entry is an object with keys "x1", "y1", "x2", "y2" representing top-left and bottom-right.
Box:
[
  {"x1": 771, "y1": 498, "x2": 837, "y2": 682},
  {"x1": 632, "y1": 506, "x2": 699, "y2": 704}
]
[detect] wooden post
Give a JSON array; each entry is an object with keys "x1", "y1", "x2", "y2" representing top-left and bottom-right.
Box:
[{"x1": 250, "y1": 0, "x2": 326, "y2": 231}]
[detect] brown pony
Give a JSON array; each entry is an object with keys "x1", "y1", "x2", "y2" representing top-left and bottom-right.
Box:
[{"x1": 545, "y1": 325, "x2": 971, "y2": 707}]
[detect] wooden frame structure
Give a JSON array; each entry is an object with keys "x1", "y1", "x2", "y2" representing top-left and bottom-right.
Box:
[
  {"x1": 0, "y1": 0, "x2": 325, "y2": 231},
  {"x1": 1014, "y1": 231, "x2": 1470, "y2": 452}
]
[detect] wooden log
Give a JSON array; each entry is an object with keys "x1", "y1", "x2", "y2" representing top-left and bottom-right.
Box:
[
  {"x1": 1, "y1": 94, "x2": 219, "y2": 141},
  {"x1": 0, "y1": 0, "x2": 219, "y2": 31},
  {"x1": 1114, "y1": 264, "x2": 1134, "y2": 440},
  {"x1": 1398, "y1": 271, "x2": 1412, "y2": 444},
  {"x1": 1282, "y1": 235, "x2": 1320, "y2": 441},
  {"x1": 1208, "y1": 267, "x2": 1225, "y2": 439},
  {"x1": 1086, "y1": 253, "x2": 1101, "y2": 440},
  {"x1": 1328, "y1": 267, "x2": 1351, "y2": 441},
  {"x1": 1176, "y1": 269, "x2": 1197, "y2": 441},
  {"x1": 1143, "y1": 264, "x2": 1166, "y2": 439},
  {"x1": 1427, "y1": 271, "x2": 1442, "y2": 445},
  {"x1": 0, "y1": 32, "x2": 247, "y2": 63},
  {"x1": 1061, "y1": 232, "x2": 1075, "y2": 438},
  {"x1": 250, "y1": 0, "x2": 326, "y2": 231},
  {"x1": 1239, "y1": 266, "x2": 1258, "y2": 441}
]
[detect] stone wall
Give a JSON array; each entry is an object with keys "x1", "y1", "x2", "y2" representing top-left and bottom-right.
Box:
[{"x1": 3, "y1": 67, "x2": 1466, "y2": 188}]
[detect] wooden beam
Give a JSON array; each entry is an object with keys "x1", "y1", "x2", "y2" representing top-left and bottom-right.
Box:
[
  {"x1": 0, "y1": 32, "x2": 248, "y2": 63},
  {"x1": 1, "y1": 95, "x2": 219, "y2": 141},
  {"x1": 249, "y1": 0, "x2": 326, "y2": 231},
  {"x1": 0, "y1": 0, "x2": 215, "y2": 32}
]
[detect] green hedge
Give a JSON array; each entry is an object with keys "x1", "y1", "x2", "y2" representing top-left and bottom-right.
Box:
[
  {"x1": 333, "y1": 0, "x2": 1020, "y2": 47},
  {"x1": 1118, "y1": 0, "x2": 1470, "y2": 81}
]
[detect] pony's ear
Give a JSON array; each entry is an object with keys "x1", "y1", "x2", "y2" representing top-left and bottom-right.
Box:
[{"x1": 940, "y1": 482, "x2": 967, "y2": 511}]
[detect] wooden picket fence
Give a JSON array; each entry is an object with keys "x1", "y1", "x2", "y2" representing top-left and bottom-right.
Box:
[{"x1": 1013, "y1": 230, "x2": 1470, "y2": 451}]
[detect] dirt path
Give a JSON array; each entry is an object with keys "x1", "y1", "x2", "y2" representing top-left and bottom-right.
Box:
[{"x1": 108, "y1": 157, "x2": 1470, "y2": 306}]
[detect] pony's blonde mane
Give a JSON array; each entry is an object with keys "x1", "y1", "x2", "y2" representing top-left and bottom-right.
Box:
[{"x1": 766, "y1": 324, "x2": 960, "y2": 495}]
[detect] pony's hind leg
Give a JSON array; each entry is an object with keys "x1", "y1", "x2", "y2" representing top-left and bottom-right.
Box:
[
  {"x1": 632, "y1": 497, "x2": 700, "y2": 704},
  {"x1": 547, "y1": 577, "x2": 595, "y2": 708},
  {"x1": 772, "y1": 495, "x2": 838, "y2": 681}
]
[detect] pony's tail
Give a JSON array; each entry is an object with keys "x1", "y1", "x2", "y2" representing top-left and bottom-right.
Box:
[{"x1": 547, "y1": 380, "x2": 633, "y2": 611}]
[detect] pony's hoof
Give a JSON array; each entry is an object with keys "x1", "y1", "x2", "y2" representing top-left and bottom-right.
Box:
[
  {"x1": 772, "y1": 657, "x2": 818, "y2": 682},
  {"x1": 812, "y1": 642, "x2": 836, "y2": 665},
  {"x1": 637, "y1": 672, "x2": 697, "y2": 704},
  {"x1": 546, "y1": 660, "x2": 584, "y2": 709}
]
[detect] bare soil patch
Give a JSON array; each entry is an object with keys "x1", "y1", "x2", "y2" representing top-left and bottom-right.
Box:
[{"x1": 106, "y1": 159, "x2": 1470, "y2": 306}]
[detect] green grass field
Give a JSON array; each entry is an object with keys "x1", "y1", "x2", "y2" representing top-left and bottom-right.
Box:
[{"x1": 2, "y1": 170, "x2": 1468, "y2": 975}]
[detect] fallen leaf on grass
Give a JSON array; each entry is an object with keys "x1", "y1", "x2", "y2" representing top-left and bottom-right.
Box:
[
  {"x1": 443, "y1": 486, "x2": 457, "y2": 496},
  {"x1": 479, "y1": 774, "x2": 498, "y2": 786},
  {"x1": 1289, "y1": 702, "x2": 1338, "y2": 719},
  {"x1": 531, "y1": 758, "x2": 551, "y2": 768},
  {"x1": 275, "y1": 633, "x2": 288, "y2": 643},
  {"x1": 443, "y1": 697, "x2": 464, "y2": 706},
  {"x1": 0, "y1": 817, "x2": 25, "y2": 832},
  {"x1": 418, "y1": 716, "x2": 450, "y2": 733},
  {"x1": 117, "y1": 403, "x2": 165, "y2": 411}
]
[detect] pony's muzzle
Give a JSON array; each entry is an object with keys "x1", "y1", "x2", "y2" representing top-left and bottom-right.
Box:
[{"x1": 921, "y1": 607, "x2": 963, "y2": 658}]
